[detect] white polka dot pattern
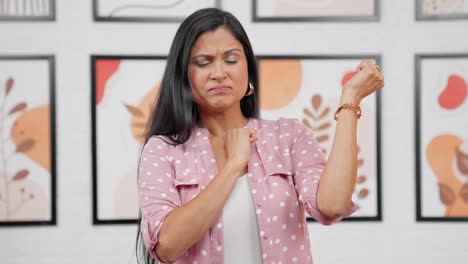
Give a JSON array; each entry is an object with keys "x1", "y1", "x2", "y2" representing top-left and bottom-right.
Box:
[{"x1": 137, "y1": 117, "x2": 356, "y2": 263}]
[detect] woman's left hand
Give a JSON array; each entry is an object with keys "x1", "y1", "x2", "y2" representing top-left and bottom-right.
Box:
[{"x1": 342, "y1": 60, "x2": 384, "y2": 104}]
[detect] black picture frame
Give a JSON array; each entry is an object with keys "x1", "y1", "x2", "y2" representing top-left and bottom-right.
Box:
[
  {"x1": 252, "y1": 0, "x2": 380, "y2": 22},
  {"x1": 0, "y1": 0, "x2": 56, "y2": 21},
  {"x1": 91, "y1": 55, "x2": 168, "y2": 225},
  {"x1": 256, "y1": 54, "x2": 383, "y2": 222},
  {"x1": 415, "y1": 0, "x2": 468, "y2": 21},
  {"x1": 93, "y1": 0, "x2": 222, "y2": 23},
  {"x1": 415, "y1": 53, "x2": 468, "y2": 222},
  {"x1": 0, "y1": 55, "x2": 57, "y2": 226}
]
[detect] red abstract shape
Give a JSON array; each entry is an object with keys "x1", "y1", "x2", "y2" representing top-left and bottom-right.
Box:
[
  {"x1": 341, "y1": 71, "x2": 356, "y2": 87},
  {"x1": 438, "y1": 74, "x2": 467, "y2": 110},
  {"x1": 96, "y1": 60, "x2": 120, "y2": 105}
]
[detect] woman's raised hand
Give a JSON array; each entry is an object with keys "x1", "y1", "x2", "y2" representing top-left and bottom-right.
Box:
[{"x1": 342, "y1": 60, "x2": 384, "y2": 104}]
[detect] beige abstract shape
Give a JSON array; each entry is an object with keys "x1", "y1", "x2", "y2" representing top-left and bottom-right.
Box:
[
  {"x1": 10, "y1": 105, "x2": 51, "y2": 172},
  {"x1": 126, "y1": 84, "x2": 160, "y2": 144},
  {"x1": 259, "y1": 60, "x2": 302, "y2": 110},
  {"x1": 426, "y1": 134, "x2": 468, "y2": 217}
]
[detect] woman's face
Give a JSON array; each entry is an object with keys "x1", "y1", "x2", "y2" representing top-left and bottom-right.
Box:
[{"x1": 188, "y1": 26, "x2": 249, "y2": 114}]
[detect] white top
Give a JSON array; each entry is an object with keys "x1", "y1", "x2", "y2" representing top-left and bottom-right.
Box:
[{"x1": 223, "y1": 174, "x2": 263, "y2": 263}]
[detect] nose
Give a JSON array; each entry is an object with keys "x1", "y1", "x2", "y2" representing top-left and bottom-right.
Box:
[{"x1": 210, "y1": 61, "x2": 227, "y2": 80}]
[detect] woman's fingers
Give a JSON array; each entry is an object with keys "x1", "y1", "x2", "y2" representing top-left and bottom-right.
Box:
[{"x1": 248, "y1": 128, "x2": 257, "y2": 142}]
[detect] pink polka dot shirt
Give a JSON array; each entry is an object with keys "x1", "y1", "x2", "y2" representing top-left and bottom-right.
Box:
[{"x1": 138, "y1": 117, "x2": 356, "y2": 263}]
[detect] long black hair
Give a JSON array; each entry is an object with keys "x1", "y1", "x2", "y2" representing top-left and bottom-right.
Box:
[{"x1": 136, "y1": 8, "x2": 258, "y2": 264}]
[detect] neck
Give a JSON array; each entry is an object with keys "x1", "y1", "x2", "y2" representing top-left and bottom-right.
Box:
[{"x1": 198, "y1": 108, "x2": 249, "y2": 138}]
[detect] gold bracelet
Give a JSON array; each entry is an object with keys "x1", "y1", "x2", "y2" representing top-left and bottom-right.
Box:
[{"x1": 334, "y1": 103, "x2": 361, "y2": 120}]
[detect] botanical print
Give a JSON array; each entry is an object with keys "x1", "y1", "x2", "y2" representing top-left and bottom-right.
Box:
[
  {"x1": 0, "y1": 0, "x2": 53, "y2": 17},
  {"x1": 258, "y1": 57, "x2": 381, "y2": 219},
  {"x1": 0, "y1": 57, "x2": 55, "y2": 224},
  {"x1": 95, "y1": 0, "x2": 219, "y2": 21},
  {"x1": 93, "y1": 56, "x2": 165, "y2": 222},
  {"x1": 418, "y1": 56, "x2": 468, "y2": 219},
  {"x1": 255, "y1": 0, "x2": 375, "y2": 17}
]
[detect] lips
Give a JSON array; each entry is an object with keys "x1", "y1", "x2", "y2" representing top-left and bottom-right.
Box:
[{"x1": 208, "y1": 85, "x2": 232, "y2": 93}]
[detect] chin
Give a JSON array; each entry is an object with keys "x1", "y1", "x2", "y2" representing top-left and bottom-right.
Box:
[{"x1": 208, "y1": 101, "x2": 236, "y2": 112}]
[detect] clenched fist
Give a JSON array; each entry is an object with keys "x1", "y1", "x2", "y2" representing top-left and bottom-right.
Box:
[
  {"x1": 225, "y1": 128, "x2": 257, "y2": 169},
  {"x1": 342, "y1": 60, "x2": 384, "y2": 104}
]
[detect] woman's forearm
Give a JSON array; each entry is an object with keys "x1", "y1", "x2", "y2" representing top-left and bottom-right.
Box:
[
  {"x1": 156, "y1": 161, "x2": 243, "y2": 262},
  {"x1": 316, "y1": 93, "x2": 359, "y2": 218}
]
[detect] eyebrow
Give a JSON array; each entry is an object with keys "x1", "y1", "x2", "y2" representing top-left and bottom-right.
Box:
[{"x1": 192, "y1": 48, "x2": 241, "y2": 59}]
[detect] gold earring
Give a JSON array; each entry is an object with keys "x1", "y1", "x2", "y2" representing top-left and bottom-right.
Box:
[{"x1": 246, "y1": 82, "x2": 255, "y2": 96}]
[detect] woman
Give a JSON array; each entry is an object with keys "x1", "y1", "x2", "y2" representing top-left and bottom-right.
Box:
[{"x1": 135, "y1": 8, "x2": 384, "y2": 264}]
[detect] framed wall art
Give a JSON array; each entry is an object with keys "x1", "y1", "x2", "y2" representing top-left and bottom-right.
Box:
[
  {"x1": 257, "y1": 55, "x2": 382, "y2": 221},
  {"x1": 93, "y1": 0, "x2": 221, "y2": 22},
  {"x1": 415, "y1": 54, "x2": 468, "y2": 221},
  {"x1": 416, "y1": 0, "x2": 468, "y2": 20},
  {"x1": 253, "y1": 0, "x2": 379, "y2": 22},
  {"x1": 0, "y1": 55, "x2": 56, "y2": 226},
  {"x1": 91, "y1": 55, "x2": 166, "y2": 224},
  {"x1": 0, "y1": 0, "x2": 55, "y2": 21}
]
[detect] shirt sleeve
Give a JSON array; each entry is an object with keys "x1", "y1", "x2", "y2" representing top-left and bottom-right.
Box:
[
  {"x1": 289, "y1": 118, "x2": 356, "y2": 225},
  {"x1": 137, "y1": 136, "x2": 180, "y2": 262}
]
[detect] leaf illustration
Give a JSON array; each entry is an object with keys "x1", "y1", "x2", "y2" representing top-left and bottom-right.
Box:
[
  {"x1": 303, "y1": 109, "x2": 317, "y2": 120},
  {"x1": 16, "y1": 139, "x2": 35, "y2": 153},
  {"x1": 310, "y1": 122, "x2": 331, "y2": 131},
  {"x1": 358, "y1": 159, "x2": 364, "y2": 167},
  {"x1": 11, "y1": 170, "x2": 29, "y2": 181},
  {"x1": 456, "y1": 147, "x2": 468, "y2": 175},
  {"x1": 312, "y1": 94, "x2": 322, "y2": 111},
  {"x1": 316, "y1": 135, "x2": 329, "y2": 143},
  {"x1": 8, "y1": 102, "x2": 27, "y2": 115},
  {"x1": 357, "y1": 175, "x2": 366, "y2": 184},
  {"x1": 6, "y1": 78, "x2": 14, "y2": 95},
  {"x1": 131, "y1": 122, "x2": 146, "y2": 128},
  {"x1": 459, "y1": 183, "x2": 468, "y2": 203},
  {"x1": 318, "y1": 107, "x2": 331, "y2": 119},
  {"x1": 123, "y1": 103, "x2": 145, "y2": 118},
  {"x1": 358, "y1": 188, "x2": 369, "y2": 199},
  {"x1": 438, "y1": 183, "x2": 455, "y2": 206},
  {"x1": 302, "y1": 118, "x2": 313, "y2": 130}
]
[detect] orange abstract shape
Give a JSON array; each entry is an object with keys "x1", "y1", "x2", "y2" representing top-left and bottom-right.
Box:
[
  {"x1": 259, "y1": 60, "x2": 302, "y2": 110},
  {"x1": 10, "y1": 105, "x2": 51, "y2": 172},
  {"x1": 341, "y1": 71, "x2": 356, "y2": 87},
  {"x1": 438, "y1": 74, "x2": 467, "y2": 110},
  {"x1": 426, "y1": 134, "x2": 468, "y2": 216},
  {"x1": 96, "y1": 60, "x2": 121, "y2": 105},
  {"x1": 126, "y1": 83, "x2": 160, "y2": 144}
]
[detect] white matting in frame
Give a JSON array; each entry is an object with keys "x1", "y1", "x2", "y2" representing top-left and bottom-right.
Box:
[
  {"x1": 253, "y1": 0, "x2": 379, "y2": 22},
  {"x1": 91, "y1": 55, "x2": 167, "y2": 224},
  {"x1": 0, "y1": 56, "x2": 57, "y2": 226}
]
